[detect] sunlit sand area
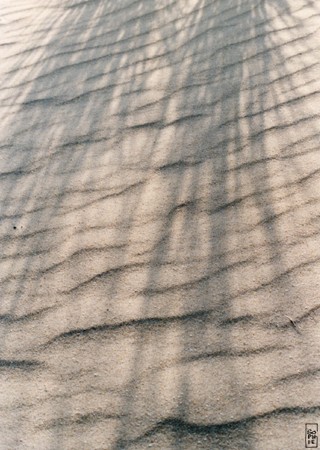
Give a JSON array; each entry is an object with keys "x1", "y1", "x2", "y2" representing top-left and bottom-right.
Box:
[{"x1": 0, "y1": 0, "x2": 319, "y2": 448}]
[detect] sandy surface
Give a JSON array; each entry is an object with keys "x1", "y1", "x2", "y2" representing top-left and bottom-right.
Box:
[{"x1": 0, "y1": 0, "x2": 319, "y2": 449}]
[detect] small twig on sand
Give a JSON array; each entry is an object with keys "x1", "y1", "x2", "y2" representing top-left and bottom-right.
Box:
[{"x1": 285, "y1": 315, "x2": 301, "y2": 334}]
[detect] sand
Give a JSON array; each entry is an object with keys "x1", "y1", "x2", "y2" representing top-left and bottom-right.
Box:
[{"x1": 0, "y1": 0, "x2": 319, "y2": 448}]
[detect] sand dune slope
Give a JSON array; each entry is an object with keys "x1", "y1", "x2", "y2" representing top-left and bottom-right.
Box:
[{"x1": 0, "y1": 0, "x2": 319, "y2": 448}]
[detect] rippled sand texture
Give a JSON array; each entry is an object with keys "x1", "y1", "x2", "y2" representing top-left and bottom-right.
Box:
[{"x1": 0, "y1": 0, "x2": 320, "y2": 449}]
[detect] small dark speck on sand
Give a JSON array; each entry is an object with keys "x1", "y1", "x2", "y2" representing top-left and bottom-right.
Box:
[{"x1": 13, "y1": 226, "x2": 17, "y2": 230}]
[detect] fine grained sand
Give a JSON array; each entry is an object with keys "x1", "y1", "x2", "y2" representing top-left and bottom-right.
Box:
[{"x1": 0, "y1": 0, "x2": 319, "y2": 448}]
